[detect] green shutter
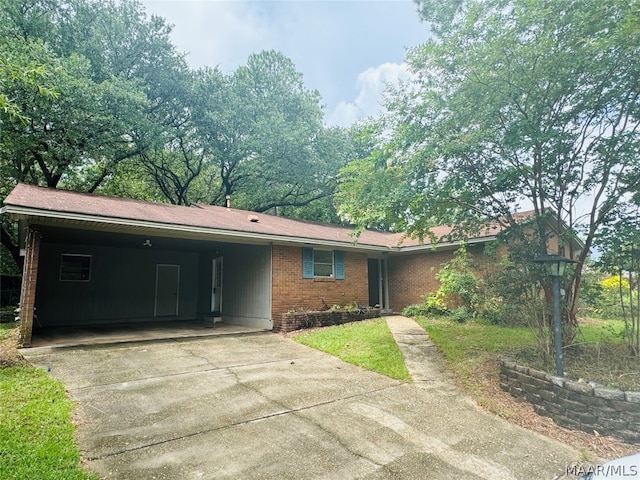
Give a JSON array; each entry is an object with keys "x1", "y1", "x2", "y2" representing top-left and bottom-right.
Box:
[
  {"x1": 334, "y1": 250, "x2": 345, "y2": 279},
  {"x1": 302, "y1": 248, "x2": 314, "y2": 278}
]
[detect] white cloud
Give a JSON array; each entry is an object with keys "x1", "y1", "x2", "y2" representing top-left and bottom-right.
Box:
[
  {"x1": 327, "y1": 62, "x2": 413, "y2": 127},
  {"x1": 144, "y1": 1, "x2": 276, "y2": 71},
  {"x1": 142, "y1": 1, "x2": 428, "y2": 126}
]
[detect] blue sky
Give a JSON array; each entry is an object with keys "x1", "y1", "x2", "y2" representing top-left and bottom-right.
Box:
[{"x1": 140, "y1": 0, "x2": 430, "y2": 126}]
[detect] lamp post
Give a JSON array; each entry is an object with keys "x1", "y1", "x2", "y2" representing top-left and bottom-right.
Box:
[{"x1": 532, "y1": 254, "x2": 577, "y2": 377}]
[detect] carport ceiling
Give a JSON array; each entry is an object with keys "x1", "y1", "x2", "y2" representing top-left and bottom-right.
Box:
[{"x1": 38, "y1": 225, "x2": 231, "y2": 252}]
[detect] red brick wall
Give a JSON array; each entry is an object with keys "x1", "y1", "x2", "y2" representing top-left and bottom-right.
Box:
[
  {"x1": 271, "y1": 245, "x2": 369, "y2": 331},
  {"x1": 387, "y1": 249, "x2": 456, "y2": 311},
  {"x1": 387, "y1": 244, "x2": 505, "y2": 311},
  {"x1": 19, "y1": 227, "x2": 42, "y2": 346}
]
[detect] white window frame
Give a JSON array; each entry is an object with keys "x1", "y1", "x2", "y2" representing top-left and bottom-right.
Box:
[{"x1": 313, "y1": 249, "x2": 334, "y2": 278}]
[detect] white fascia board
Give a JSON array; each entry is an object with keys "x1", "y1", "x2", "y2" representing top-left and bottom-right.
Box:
[
  {"x1": 2, "y1": 205, "x2": 387, "y2": 252},
  {"x1": 394, "y1": 235, "x2": 497, "y2": 253}
]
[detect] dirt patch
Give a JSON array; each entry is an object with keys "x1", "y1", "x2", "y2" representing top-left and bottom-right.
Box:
[
  {"x1": 0, "y1": 325, "x2": 27, "y2": 367},
  {"x1": 470, "y1": 355, "x2": 638, "y2": 462}
]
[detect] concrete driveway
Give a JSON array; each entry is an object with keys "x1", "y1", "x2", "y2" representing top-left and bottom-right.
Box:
[{"x1": 22, "y1": 328, "x2": 581, "y2": 479}]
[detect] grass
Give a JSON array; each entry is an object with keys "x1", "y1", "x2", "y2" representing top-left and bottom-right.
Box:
[
  {"x1": 415, "y1": 316, "x2": 639, "y2": 392},
  {"x1": 293, "y1": 318, "x2": 411, "y2": 381},
  {"x1": 0, "y1": 323, "x2": 97, "y2": 480},
  {"x1": 514, "y1": 319, "x2": 640, "y2": 391},
  {"x1": 414, "y1": 317, "x2": 536, "y2": 399}
]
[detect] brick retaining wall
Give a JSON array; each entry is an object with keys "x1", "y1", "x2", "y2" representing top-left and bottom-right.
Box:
[
  {"x1": 500, "y1": 359, "x2": 640, "y2": 444},
  {"x1": 277, "y1": 308, "x2": 381, "y2": 333}
]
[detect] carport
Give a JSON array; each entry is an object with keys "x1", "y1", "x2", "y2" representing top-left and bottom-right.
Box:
[
  {"x1": 2, "y1": 185, "x2": 276, "y2": 346},
  {"x1": 4, "y1": 184, "x2": 408, "y2": 346},
  {"x1": 31, "y1": 225, "x2": 273, "y2": 329}
]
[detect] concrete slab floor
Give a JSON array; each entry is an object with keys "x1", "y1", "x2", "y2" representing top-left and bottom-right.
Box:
[
  {"x1": 27, "y1": 320, "x2": 266, "y2": 349},
  {"x1": 20, "y1": 327, "x2": 584, "y2": 480}
]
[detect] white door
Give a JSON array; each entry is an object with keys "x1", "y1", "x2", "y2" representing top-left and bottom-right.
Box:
[
  {"x1": 211, "y1": 257, "x2": 223, "y2": 314},
  {"x1": 155, "y1": 264, "x2": 180, "y2": 317}
]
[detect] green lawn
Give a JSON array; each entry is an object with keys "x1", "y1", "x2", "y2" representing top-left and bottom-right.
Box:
[
  {"x1": 293, "y1": 318, "x2": 411, "y2": 381},
  {"x1": 411, "y1": 316, "x2": 541, "y2": 404},
  {"x1": 414, "y1": 317, "x2": 534, "y2": 379},
  {"x1": 0, "y1": 324, "x2": 97, "y2": 480},
  {"x1": 414, "y1": 316, "x2": 636, "y2": 392}
]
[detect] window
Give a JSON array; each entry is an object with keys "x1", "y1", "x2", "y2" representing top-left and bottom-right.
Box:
[
  {"x1": 313, "y1": 250, "x2": 334, "y2": 277},
  {"x1": 302, "y1": 248, "x2": 344, "y2": 279},
  {"x1": 60, "y1": 254, "x2": 92, "y2": 282}
]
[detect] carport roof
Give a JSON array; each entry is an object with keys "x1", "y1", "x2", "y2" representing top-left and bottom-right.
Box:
[{"x1": 2, "y1": 183, "x2": 500, "y2": 251}]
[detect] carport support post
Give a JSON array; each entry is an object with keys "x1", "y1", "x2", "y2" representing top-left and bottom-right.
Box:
[{"x1": 18, "y1": 227, "x2": 42, "y2": 347}]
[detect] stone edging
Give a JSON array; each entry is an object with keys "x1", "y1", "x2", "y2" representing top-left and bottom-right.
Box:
[{"x1": 500, "y1": 359, "x2": 640, "y2": 444}]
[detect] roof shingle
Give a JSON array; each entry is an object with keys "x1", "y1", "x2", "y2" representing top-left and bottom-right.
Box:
[{"x1": 2, "y1": 183, "x2": 503, "y2": 250}]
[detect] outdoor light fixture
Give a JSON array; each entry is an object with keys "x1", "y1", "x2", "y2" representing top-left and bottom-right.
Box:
[{"x1": 532, "y1": 254, "x2": 577, "y2": 377}]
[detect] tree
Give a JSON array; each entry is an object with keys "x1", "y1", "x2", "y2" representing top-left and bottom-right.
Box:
[
  {"x1": 337, "y1": 0, "x2": 640, "y2": 344},
  {"x1": 0, "y1": 0, "x2": 188, "y2": 267},
  {"x1": 193, "y1": 51, "x2": 344, "y2": 212},
  {"x1": 596, "y1": 205, "x2": 640, "y2": 355},
  {"x1": 277, "y1": 125, "x2": 362, "y2": 223}
]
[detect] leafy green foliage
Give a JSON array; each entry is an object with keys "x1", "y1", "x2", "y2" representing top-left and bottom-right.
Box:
[
  {"x1": 434, "y1": 247, "x2": 483, "y2": 316},
  {"x1": 402, "y1": 295, "x2": 447, "y2": 317},
  {"x1": 336, "y1": 121, "x2": 411, "y2": 233},
  {"x1": 189, "y1": 53, "x2": 353, "y2": 213},
  {"x1": 405, "y1": 247, "x2": 491, "y2": 322},
  {"x1": 584, "y1": 275, "x2": 636, "y2": 321},
  {"x1": 0, "y1": 0, "x2": 358, "y2": 271},
  {"x1": 293, "y1": 318, "x2": 411, "y2": 381},
  {"x1": 0, "y1": 0, "x2": 177, "y2": 193},
  {"x1": 595, "y1": 207, "x2": 640, "y2": 354},
  {"x1": 337, "y1": 0, "x2": 640, "y2": 345}
]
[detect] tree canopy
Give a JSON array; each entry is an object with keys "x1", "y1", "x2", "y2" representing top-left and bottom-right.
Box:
[
  {"x1": 1, "y1": 0, "x2": 355, "y2": 271},
  {"x1": 1, "y1": 0, "x2": 179, "y2": 266},
  {"x1": 336, "y1": 0, "x2": 640, "y2": 342}
]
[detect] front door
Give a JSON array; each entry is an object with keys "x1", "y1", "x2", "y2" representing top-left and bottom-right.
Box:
[
  {"x1": 368, "y1": 258, "x2": 388, "y2": 310},
  {"x1": 155, "y1": 264, "x2": 180, "y2": 317},
  {"x1": 211, "y1": 257, "x2": 223, "y2": 314}
]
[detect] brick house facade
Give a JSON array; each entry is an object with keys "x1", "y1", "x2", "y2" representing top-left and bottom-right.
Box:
[
  {"x1": 271, "y1": 245, "x2": 369, "y2": 331},
  {"x1": 387, "y1": 249, "x2": 457, "y2": 310},
  {"x1": 3, "y1": 184, "x2": 526, "y2": 346}
]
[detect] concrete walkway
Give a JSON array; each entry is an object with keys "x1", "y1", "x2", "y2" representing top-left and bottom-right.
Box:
[
  {"x1": 385, "y1": 315, "x2": 459, "y2": 391},
  {"x1": 21, "y1": 318, "x2": 582, "y2": 479}
]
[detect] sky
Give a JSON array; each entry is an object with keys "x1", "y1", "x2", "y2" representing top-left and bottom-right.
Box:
[{"x1": 140, "y1": 0, "x2": 430, "y2": 127}]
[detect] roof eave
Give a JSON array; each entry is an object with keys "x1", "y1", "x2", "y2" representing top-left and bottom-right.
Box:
[{"x1": 2, "y1": 205, "x2": 389, "y2": 252}]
